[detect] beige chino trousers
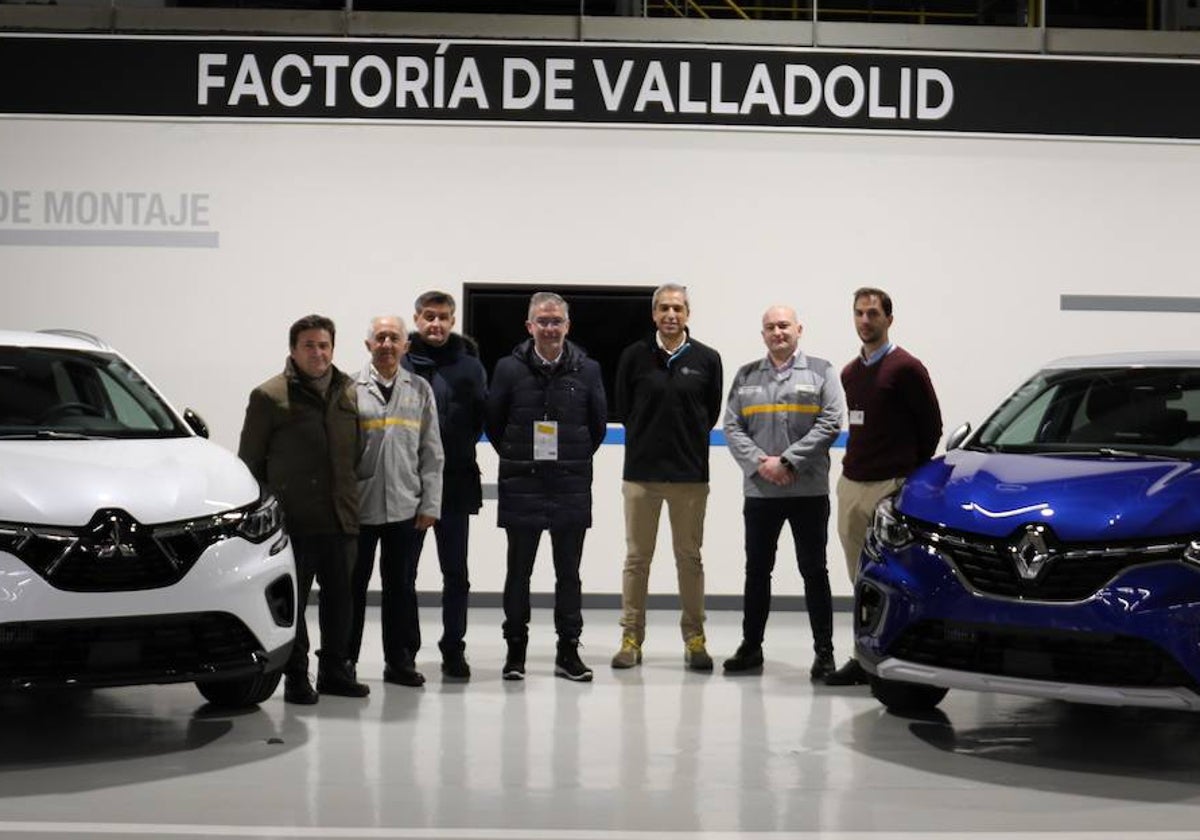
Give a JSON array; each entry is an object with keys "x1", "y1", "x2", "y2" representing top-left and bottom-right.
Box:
[
  {"x1": 619, "y1": 480, "x2": 709, "y2": 643},
  {"x1": 835, "y1": 475, "x2": 905, "y2": 585}
]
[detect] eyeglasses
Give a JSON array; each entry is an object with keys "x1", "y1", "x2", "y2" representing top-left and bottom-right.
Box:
[{"x1": 531, "y1": 318, "x2": 566, "y2": 328}]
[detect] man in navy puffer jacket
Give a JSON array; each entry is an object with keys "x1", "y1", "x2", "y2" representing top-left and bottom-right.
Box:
[{"x1": 485, "y1": 292, "x2": 607, "y2": 683}]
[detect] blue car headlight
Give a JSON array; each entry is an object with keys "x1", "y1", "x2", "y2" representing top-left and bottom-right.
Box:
[
  {"x1": 1185, "y1": 539, "x2": 1200, "y2": 567},
  {"x1": 866, "y1": 495, "x2": 912, "y2": 561}
]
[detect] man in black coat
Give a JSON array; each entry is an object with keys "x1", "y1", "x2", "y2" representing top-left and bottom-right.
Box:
[
  {"x1": 485, "y1": 292, "x2": 607, "y2": 682},
  {"x1": 403, "y1": 291, "x2": 488, "y2": 681}
]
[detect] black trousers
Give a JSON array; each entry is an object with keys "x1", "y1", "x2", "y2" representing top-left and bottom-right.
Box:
[
  {"x1": 741, "y1": 495, "x2": 834, "y2": 654},
  {"x1": 289, "y1": 532, "x2": 356, "y2": 678},
  {"x1": 502, "y1": 526, "x2": 586, "y2": 643},
  {"x1": 431, "y1": 512, "x2": 471, "y2": 654},
  {"x1": 350, "y1": 520, "x2": 424, "y2": 668}
]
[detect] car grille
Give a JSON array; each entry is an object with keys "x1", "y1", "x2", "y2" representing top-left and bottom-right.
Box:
[
  {"x1": 0, "y1": 612, "x2": 262, "y2": 685},
  {"x1": 908, "y1": 521, "x2": 1187, "y2": 601},
  {"x1": 889, "y1": 619, "x2": 1195, "y2": 689},
  {"x1": 0, "y1": 508, "x2": 227, "y2": 592}
]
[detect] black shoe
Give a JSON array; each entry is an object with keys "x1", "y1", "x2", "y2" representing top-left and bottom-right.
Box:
[
  {"x1": 383, "y1": 663, "x2": 426, "y2": 687},
  {"x1": 824, "y1": 658, "x2": 869, "y2": 686},
  {"x1": 283, "y1": 673, "x2": 319, "y2": 705},
  {"x1": 503, "y1": 638, "x2": 527, "y2": 681},
  {"x1": 441, "y1": 650, "x2": 471, "y2": 681},
  {"x1": 555, "y1": 639, "x2": 594, "y2": 682},
  {"x1": 810, "y1": 652, "x2": 837, "y2": 681},
  {"x1": 317, "y1": 660, "x2": 371, "y2": 697},
  {"x1": 722, "y1": 642, "x2": 764, "y2": 673},
  {"x1": 554, "y1": 638, "x2": 592, "y2": 681}
]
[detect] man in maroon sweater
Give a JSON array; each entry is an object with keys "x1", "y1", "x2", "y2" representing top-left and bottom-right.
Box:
[{"x1": 825, "y1": 287, "x2": 942, "y2": 686}]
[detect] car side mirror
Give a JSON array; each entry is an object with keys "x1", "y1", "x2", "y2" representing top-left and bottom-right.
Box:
[
  {"x1": 945, "y1": 422, "x2": 972, "y2": 452},
  {"x1": 184, "y1": 408, "x2": 210, "y2": 439}
]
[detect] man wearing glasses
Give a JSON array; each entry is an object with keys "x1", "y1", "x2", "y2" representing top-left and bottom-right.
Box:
[{"x1": 485, "y1": 292, "x2": 607, "y2": 682}]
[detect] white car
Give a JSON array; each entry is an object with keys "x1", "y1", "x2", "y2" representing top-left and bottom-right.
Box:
[{"x1": 0, "y1": 329, "x2": 295, "y2": 708}]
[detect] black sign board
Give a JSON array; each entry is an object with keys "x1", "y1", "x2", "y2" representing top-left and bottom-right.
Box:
[{"x1": 3, "y1": 34, "x2": 1199, "y2": 140}]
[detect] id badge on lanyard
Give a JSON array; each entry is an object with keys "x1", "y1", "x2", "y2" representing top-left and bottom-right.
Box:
[{"x1": 534, "y1": 420, "x2": 559, "y2": 460}]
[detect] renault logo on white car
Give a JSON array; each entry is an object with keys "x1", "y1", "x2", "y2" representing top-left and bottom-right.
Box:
[
  {"x1": 91, "y1": 512, "x2": 138, "y2": 561},
  {"x1": 1010, "y1": 524, "x2": 1054, "y2": 581}
]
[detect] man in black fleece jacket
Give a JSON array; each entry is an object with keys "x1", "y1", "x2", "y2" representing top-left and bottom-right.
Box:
[{"x1": 611, "y1": 283, "x2": 724, "y2": 672}]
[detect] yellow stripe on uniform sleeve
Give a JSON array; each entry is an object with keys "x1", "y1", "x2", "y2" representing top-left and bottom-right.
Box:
[
  {"x1": 741, "y1": 403, "x2": 820, "y2": 417},
  {"x1": 360, "y1": 417, "x2": 423, "y2": 431}
]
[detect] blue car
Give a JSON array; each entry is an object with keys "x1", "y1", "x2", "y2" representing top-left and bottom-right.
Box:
[{"x1": 856, "y1": 352, "x2": 1200, "y2": 713}]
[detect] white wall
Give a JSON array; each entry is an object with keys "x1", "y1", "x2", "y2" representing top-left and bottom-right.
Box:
[{"x1": 3, "y1": 116, "x2": 1199, "y2": 601}]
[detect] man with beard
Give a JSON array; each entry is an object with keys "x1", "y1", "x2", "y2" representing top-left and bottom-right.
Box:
[{"x1": 825, "y1": 287, "x2": 941, "y2": 686}]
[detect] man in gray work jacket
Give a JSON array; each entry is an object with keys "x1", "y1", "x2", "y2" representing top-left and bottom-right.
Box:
[
  {"x1": 349, "y1": 315, "x2": 444, "y2": 688},
  {"x1": 721, "y1": 305, "x2": 845, "y2": 679}
]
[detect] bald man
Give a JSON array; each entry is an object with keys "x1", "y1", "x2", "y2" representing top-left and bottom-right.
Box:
[{"x1": 721, "y1": 305, "x2": 844, "y2": 678}]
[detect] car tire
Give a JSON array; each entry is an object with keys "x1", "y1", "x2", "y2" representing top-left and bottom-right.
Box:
[
  {"x1": 196, "y1": 670, "x2": 283, "y2": 709},
  {"x1": 869, "y1": 675, "x2": 948, "y2": 714}
]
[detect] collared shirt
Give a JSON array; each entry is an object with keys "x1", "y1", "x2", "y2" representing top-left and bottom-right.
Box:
[
  {"x1": 370, "y1": 364, "x2": 397, "y2": 387},
  {"x1": 770, "y1": 351, "x2": 798, "y2": 378},
  {"x1": 533, "y1": 347, "x2": 563, "y2": 368},
  {"x1": 371, "y1": 364, "x2": 398, "y2": 401},
  {"x1": 861, "y1": 341, "x2": 895, "y2": 367},
  {"x1": 655, "y1": 331, "x2": 690, "y2": 364}
]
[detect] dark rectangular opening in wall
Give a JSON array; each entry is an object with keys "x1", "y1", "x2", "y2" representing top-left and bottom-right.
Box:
[{"x1": 463, "y1": 283, "x2": 657, "y2": 423}]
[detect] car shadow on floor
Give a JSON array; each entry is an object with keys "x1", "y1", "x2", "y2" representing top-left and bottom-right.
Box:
[
  {"x1": 846, "y1": 694, "x2": 1200, "y2": 802},
  {"x1": 0, "y1": 684, "x2": 307, "y2": 796}
]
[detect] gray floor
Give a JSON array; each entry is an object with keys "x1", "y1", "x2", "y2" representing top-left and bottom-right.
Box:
[{"x1": 4, "y1": 607, "x2": 1200, "y2": 840}]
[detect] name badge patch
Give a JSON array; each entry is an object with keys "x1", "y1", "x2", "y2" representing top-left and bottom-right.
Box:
[{"x1": 534, "y1": 421, "x2": 559, "y2": 460}]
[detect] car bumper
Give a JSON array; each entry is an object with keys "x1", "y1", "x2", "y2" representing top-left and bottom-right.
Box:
[
  {"x1": 855, "y1": 542, "x2": 1200, "y2": 710},
  {"x1": 864, "y1": 656, "x2": 1200, "y2": 711},
  {"x1": 0, "y1": 534, "x2": 296, "y2": 689}
]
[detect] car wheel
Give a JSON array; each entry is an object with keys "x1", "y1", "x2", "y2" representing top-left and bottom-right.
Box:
[
  {"x1": 196, "y1": 670, "x2": 283, "y2": 709},
  {"x1": 869, "y1": 675, "x2": 948, "y2": 714}
]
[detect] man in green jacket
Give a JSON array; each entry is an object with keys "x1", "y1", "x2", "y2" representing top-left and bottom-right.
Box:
[{"x1": 239, "y1": 314, "x2": 370, "y2": 705}]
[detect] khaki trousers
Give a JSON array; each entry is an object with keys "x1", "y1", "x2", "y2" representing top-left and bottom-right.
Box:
[
  {"x1": 835, "y1": 475, "x2": 904, "y2": 584},
  {"x1": 620, "y1": 480, "x2": 709, "y2": 642}
]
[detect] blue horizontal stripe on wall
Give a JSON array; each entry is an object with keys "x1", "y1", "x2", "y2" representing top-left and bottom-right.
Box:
[{"x1": 483, "y1": 428, "x2": 849, "y2": 448}]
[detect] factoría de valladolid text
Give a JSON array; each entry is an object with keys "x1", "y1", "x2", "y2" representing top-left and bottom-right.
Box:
[{"x1": 197, "y1": 52, "x2": 955, "y2": 122}]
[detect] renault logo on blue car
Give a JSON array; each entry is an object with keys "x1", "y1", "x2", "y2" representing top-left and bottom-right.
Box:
[{"x1": 1010, "y1": 524, "x2": 1054, "y2": 581}]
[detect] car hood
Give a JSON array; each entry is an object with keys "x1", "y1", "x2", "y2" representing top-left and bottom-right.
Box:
[
  {"x1": 0, "y1": 437, "x2": 261, "y2": 526},
  {"x1": 900, "y1": 448, "x2": 1200, "y2": 541}
]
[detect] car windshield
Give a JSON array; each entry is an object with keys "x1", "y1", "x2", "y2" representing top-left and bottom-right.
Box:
[
  {"x1": 971, "y1": 365, "x2": 1200, "y2": 460},
  {"x1": 0, "y1": 345, "x2": 188, "y2": 439}
]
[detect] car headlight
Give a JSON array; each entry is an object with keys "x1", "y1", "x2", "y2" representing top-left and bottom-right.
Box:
[
  {"x1": 1185, "y1": 539, "x2": 1200, "y2": 567},
  {"x1": 870, "y1": 495, "x2": 913, "y2": 553},
  {"x1": 153, "y1": 494, "x2": 284, "y2": 561},
  {"x1": 228, "y1": 494, "x2": 284, "y2": 544}
]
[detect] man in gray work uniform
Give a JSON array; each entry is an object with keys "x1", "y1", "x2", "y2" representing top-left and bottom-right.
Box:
[{"x1": 721, "y1": 305, "x2": 844, "y2": 678}]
